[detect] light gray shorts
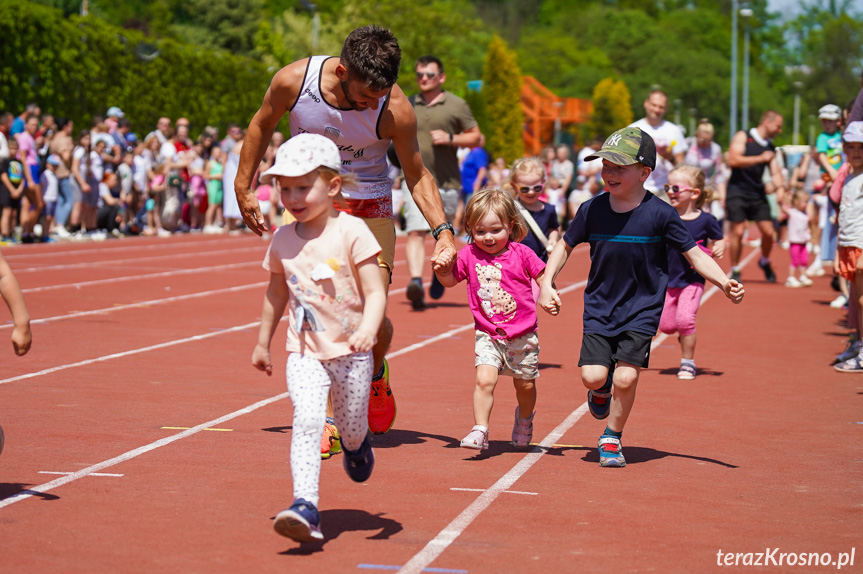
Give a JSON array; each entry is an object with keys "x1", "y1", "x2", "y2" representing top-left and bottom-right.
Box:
[
  {"x1": 401, "y1": 181, "x2": 460, "y2": 233},
  {"x1": 474, "y1": 329, "x2": 540, "y2": 380}
]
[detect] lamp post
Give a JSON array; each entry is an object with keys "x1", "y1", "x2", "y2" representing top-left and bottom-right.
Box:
[
  {"x1": 740, "y1": 6, "x2": 753, "y2": 132},
  {"x1": 730, "y1": 0, "x2": 739, "y2": 140},
  {"x1": 793, "y1": 81, "x2": 803, "y2": 145}
]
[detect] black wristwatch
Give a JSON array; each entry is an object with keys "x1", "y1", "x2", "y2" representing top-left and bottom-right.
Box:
[{"x1": 431, "y1": 222, "x2": 454, "y2": 240}]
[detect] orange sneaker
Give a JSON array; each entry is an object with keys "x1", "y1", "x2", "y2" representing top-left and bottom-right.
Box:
[
  {"x1": 320, "y1": 418, "x2": 341, "y2": 460},
  {"x1": 368, "y1": 359, "x2": 396, "y2": 434}
]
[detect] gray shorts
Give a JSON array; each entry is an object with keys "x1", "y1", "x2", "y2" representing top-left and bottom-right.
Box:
[{"x1": 401, "y1": 181, "x2": 460, "y2": 233}]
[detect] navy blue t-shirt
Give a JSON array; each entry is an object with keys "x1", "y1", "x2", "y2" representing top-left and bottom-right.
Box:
[
  {"x1": 667, "y1": 211, "x2": 723, "y2": 288},
  {"x1": 520, "y1": 201, "x2": 559, "y2": 262},
  {"x1": 563, "y1": 191, "x2": 696, "y2": 336}
]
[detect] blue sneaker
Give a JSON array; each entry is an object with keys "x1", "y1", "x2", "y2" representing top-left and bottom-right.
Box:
[
  {"x1": 598, "y1": 434, "x2": 626, "y2": 467},
  {"x1": 587, "y1": 371, "x2": 613, "y2": 420},
  {"x1": 273, "y1": 498, "x2": 323, "y2": 542},
  {"x1": 406, "y1": 278, "x2": 425, "y2": 309},
  {"x1": 429, "y1": 273, "x2": 445, "y2": 300},
  {"x1": 343, "y1": 432, "x2": 375, "y2": 483}
]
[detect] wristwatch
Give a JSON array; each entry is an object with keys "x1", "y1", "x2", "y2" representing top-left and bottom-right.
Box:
[{"x1": 431, "y1": 222, "x2": 454, "y2": 240}]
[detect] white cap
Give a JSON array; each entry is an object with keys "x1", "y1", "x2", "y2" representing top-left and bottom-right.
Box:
[
  {"x1": 106, "y1": 106, "x2": 125, "y2": 118},
  {"x1": 818, "y1": 104, "x2": 841, "y2": 121},
  {"x1": 259, "y1": 133, "x2": 341, "y2": 183}
]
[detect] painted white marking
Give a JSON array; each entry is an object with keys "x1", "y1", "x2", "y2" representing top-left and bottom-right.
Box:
[
  {"x1": 38, "y1": 471, "x2": 124, "y2": 477},
  {"x1": 450, "y1": 488, "x2": 538, "y2": 496},
  {"x1": 398, "y1": 404, "x2": 590, "y2": 574},
  {"x1": 1, "y1": 283, "x2": 265, "y2": 330},
  {"x1": 0, "y1": 393, "x2": 288, "y2": 509},
  {"x1": 22, "y1": 260, "x2": 259, "y2": 294},
  {"x1": 0, "y1": 322, "x2": 261, "y2": 385}
]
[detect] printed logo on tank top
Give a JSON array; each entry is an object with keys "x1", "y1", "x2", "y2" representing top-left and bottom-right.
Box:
[
  {"x1": 303, "y1": 87, "x2": 321, "y2": 103},
  {"x1": 297, "y1": 127, "x2": 367, "y2": 166}
]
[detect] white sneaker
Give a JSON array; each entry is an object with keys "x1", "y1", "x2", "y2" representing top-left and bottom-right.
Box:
[
  {"x1": 830, "y1": 294, "x2": 848, "y2": 308},
  {"x1": 806, "y1": 266, "x2": 826, "y2": 277},
  {"x1": 798, "y1": 275, "x2": 813, "y2": 286},
  {"x1": 52, "y1": 226, "x2": 71, "y2": 238},
  {"x1": 785, "y1": 276, "x2": 802, "y2": 288}
]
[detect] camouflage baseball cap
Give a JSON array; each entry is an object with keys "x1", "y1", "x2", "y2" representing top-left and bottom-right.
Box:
[{"x1": 585, "y1": 127, "x2": 656, "y2": 170}]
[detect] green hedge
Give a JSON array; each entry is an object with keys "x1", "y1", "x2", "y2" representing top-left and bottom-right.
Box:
[{"x1": 0, "y1": 0, "x2": 273, "y2": 137}]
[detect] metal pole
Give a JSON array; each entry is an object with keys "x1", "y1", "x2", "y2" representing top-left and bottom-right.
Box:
[
  {"x1": 793, "y1": 87, "x2": 801, "y2": 146},
  {"x1": 741, "y1": 13, "x2": 751, "y2": 131},
  {"x1": 730, "y1": 0, "x2": 739, "y2": 141}
]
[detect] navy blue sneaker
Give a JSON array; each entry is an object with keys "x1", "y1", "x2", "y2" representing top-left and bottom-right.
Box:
[
  {"x1": 758, "y1": 259, "x2": 776, "y2": 283},
  {"x1": 343, "y1": 432, "x2": 375, "y2": 483},
  {"x1": 273, "y1": 498, "x2": 323, "y2": 542},
  {"x1": 429, "y1": 273, "x2": 445, "y2": 300},
  {"x1": 406, "y1": 278, "x2": 425, "y2": 309},
  {"x1": 587, "y1": 371, "x2": 613, "y2": 420}
]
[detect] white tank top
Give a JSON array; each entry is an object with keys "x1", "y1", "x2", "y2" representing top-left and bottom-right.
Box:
[{"x1": 289, "y1": 56, "x2": 393, "y2": 218}]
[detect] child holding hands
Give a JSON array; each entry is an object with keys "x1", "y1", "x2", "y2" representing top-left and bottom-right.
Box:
[
  {"x1": 251, "y1": 134, "x2": 386, "y2": 542},
  {"x1": 434, "y1": 187, "x2": 546, "y2": 450},
  {"x1": 540, "y1": 128, "x2": 744, "y2": 468},
  {"x1": 659, "y1": 165, "x2": 726, "y2": 379}
]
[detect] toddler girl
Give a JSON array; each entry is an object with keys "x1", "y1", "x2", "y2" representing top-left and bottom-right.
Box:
[
  {"x1": 434, "y1": 187, "x2": 546, "y2": 450},
  {"x1": 251, "y1": 134, "x2": 386, "y2": 543},
  {"x1": 508, "y1": 157, "x2": 560, "y2": 262},
  {"x1": 783, "y1": 190, "x2": 814, "y2": 287},
  {"x1": 659, "y1": 165, "x2": 725, "y2": 380}
]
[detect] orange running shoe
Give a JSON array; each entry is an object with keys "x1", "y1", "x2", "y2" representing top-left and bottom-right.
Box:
[
  {"x1": 368, "y1": 359, "x2": 396, "y2": 434},
  {"x1": 320, "y1": 418, "x2": 341, "y2": 460}
]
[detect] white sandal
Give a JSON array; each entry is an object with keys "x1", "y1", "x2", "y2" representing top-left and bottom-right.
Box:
[{"x1": 460, "y1": 425, "x2": 489, "y2": 450}]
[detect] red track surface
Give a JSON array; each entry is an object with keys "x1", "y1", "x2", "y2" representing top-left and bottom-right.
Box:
[{"x1": 1, "y1": 232, "x2": 860, "y2": 573}]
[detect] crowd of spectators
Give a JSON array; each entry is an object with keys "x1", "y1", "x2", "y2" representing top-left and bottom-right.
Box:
[{"x1": 0, "y1": 104, "x2": 284, "y2": 243}]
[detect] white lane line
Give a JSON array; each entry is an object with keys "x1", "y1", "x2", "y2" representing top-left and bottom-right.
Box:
[
  {"x1": 396, "y1": 254, "x2": 756, "y2": 573},
  {"x1": 22, "y1": 260, "x2": 259, "y2": 294},
  {"x1": 0, "y1": 322, "x2": 261, "y2": 385},
  {"x1": 450, "y1": 488, "x2": 538, "y2": 496},
  {"x1": 38, "y1": 471, "x2": 124, "y2": 477},
  {"x1": 0, "y1": 393, "x2": 289, "y2": 509},
  {"x1": 13, "y1": 245, "x2": 260, "y2": 274},
  {"x1": 2, "y1": 236, "x2": 256, "y2": 261},
  {"x1": 1, "y1": 283, "x2": 266, "y2": 330},
  {"x1": 398, "y1": 404, "x2": 590, "y2": 574}
]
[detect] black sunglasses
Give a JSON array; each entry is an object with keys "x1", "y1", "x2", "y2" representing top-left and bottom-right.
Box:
[
  {"x1": 517, "y1": 185, "x2": 544, "y2": 194},
  {"x1": 663, "y1": 184, "x2": 693, "y2": 194},
  {"x1": 415, "y1": 72, "x2": 439, "y2": 79}
]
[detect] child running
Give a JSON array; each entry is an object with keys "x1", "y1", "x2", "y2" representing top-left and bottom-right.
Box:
[
  {"x1": 251, "y1": 134, "x2": 387, "y2": 542},
  {"x1": 833, "y1": 121, "x2": 863, "y2": 373},
  {"x1": 783, "y1": 189, "x2": 815, "y2": 288},
  {"x1": 540, "y1": 127, "x2": 744, "y2": 468},
  {"x1": 434, "y1": 187, "x2": 546, "y2": 450},
  {"x1": 658, "y1": 165, "x2": 726, "y2": 380},
  {"x1": 508, "y1": 157, "x2": 560, "y2": 262}
]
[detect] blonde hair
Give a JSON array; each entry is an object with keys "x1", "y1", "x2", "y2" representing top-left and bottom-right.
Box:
[
  {"x1": 791, "y1": 189, "x2": 809, "y2": 207},
  {"x1": 695, "y1": 119, "x2": 714, "y2": 137},
  {"x1": 668, "y1": 165, "x2": 714, "y2": 209},
  {"x1": 463, "y1": 187, "x2": 527, "y2": 243},
  {"x1": 505, "y1": 157, "x2": 546, "y2": 198}
]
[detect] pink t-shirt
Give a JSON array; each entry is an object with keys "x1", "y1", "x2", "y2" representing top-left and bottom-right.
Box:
[
  {"x1": 452, "y1": 242, "x2": 546, "y2": 339},
  {"x1": 15, "y1": 132, "x2": 38, "y2": 166},
  {"x1": 263, "y1": 212, "x2": 381, "y2": 360}
]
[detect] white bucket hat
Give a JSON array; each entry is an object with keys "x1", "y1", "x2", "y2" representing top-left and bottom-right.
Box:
[{"x1": 259, "y1": 133, "x2": 341, "y2": 183}]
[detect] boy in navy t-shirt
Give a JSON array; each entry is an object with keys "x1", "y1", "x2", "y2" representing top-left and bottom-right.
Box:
[{"x1": 539, "y1": 127, "x2": 745, "y2": 468}]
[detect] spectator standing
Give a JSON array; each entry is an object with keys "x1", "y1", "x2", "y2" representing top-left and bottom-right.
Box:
[
  {"x1": 402, "y1": 55, "x2": 482, "y2": 309},
  {"x1": 629, "y1": 90, "x2": 686, "y2": 201},
  {"x1": 49, "y1": 117, "x2": 75, "y2": 236},
  {"x1": 0, "y1": 113, "x2": 12, "y2": 159}
]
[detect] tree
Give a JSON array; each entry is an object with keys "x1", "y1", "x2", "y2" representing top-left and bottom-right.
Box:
[
  {"x1": 482, "y1": 36, "x2": 524, "y2": 162},
  {"x1": 588, "y1": 78, "x2": 633, "y2": 140}
]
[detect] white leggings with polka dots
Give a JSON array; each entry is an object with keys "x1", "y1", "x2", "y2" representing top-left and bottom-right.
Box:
[{"x1": 286, "y1": 351, "x2": 372, "y2": 507}]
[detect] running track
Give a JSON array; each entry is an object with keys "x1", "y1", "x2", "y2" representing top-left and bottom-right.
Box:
[{"x1": 0, "y1": 232, "x2": 860, "y2": 573}]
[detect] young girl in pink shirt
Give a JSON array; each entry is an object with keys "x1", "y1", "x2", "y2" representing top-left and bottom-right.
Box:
[{"x1": 435, "y1": 187, "x2": 546, "y2": 450}]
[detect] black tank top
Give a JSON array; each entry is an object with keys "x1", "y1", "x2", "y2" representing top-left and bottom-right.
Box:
[{"x1": 727, "y1": 129, "x2": 775, "y2": 198}]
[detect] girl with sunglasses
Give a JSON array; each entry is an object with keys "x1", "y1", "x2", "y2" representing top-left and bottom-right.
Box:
[
  {"x1": 658, "y1": 165, "x2": 725, "y2": 380},
  {"x1": 507, "y1": 157, "x2": 560, "y2": 262}
]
